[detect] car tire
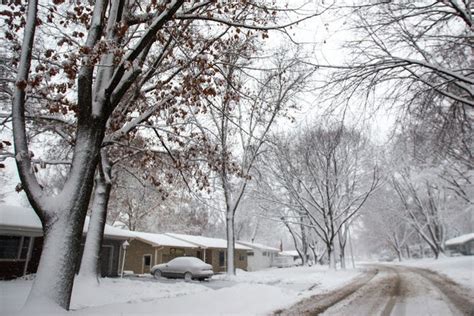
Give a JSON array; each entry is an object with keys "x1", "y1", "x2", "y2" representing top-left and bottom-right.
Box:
[
  {"x1": 153, "y1": 270, "x2": 162, "y2": 279},
  {"x1": 184, "y1": 272, "x2": 192, "y2": 282}
]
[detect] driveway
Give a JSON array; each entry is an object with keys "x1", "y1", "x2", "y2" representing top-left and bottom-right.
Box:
[
  {"x1": 124, "y1": 274, "x2": 237, "y2": 290},
  {"x1": 275, "y1": 264, "x2": 474, "y2": 316}
]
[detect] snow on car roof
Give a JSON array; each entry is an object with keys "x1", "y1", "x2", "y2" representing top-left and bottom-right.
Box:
[
  {"x1": 237, "y1": 241, "x2": 280, "y2": 252},
  {"x1": 132, "y1": 231, "x2": 197, "y2": 248},
  {"x1": 168, "y1": 256, "x2": 206, "y2": 265},
  {"x1": 0, "y1": 204, "x2": 133, "y2": 239},
  {"x1": 165, "y1": 233, "x2": 251, "y2": 250},
  {"x1": 445, "y1": 233, "x2": 474, "y2": 246}
]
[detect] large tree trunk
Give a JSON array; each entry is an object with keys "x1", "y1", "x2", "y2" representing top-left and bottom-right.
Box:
[
  {"x1": 78, "y1": 166, "x2": 112, "y2": 282},
  {"x1": 23, "y1": 131, "x2": 103, "y2": 310},
  {"x1": 24, "y1": 197, "x2": 93, "y2": 310}
]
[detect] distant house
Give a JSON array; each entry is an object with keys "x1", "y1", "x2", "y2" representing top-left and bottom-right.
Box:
[
  {"x1": 279, "y1": 250, "x2": 300, "y2": 260},
  {"x1": 0, "y1": 204, "x2": 133, "y2": 279},
  {"x1": 445, "y1": 233, "x2": 474, "y2": 256},
  {"x1": 164, "y1": 233, "x2": 250, "y2": 272},
  {"x1": 237, "y1": 241, "x2": 280, "y2": 271}
]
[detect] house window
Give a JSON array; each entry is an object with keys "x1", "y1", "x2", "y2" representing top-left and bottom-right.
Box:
[
  {"x1": 263, "y1": 251, "x2": 268, "y2": 256},
  {"x1": 143, "y1": 255, "x2": 152, "y2": 267},
  {"x1": 170, "y1": 248, "x2": 185, "y2": 256},
  {"x1": 247, "y1": 251, "x2": 254, "y2": 256},
  {"x1": 219, "y1": 251, "x2": 225, "y2": 267},
  {"x1": 0, "y1": 236, "x2": 30, "y2": 260},
  {"x1": 239, "y1": 254, "x2": 245, "y2": 261}
]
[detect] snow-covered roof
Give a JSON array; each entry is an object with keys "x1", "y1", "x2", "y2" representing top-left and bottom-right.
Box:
[
  {"x1": 165, "y1": 233, "x2": 251, "y2": 250},
  {"x1": 0, "y1": 204, "x2": 43, "y2": 235},
  {"x1": 131, "y1": 231, "x2": 197, "y2": 248},
  {"x1": 0, "y1": 204, "x2": 133, "y2": 239},
  {"x1": 279, "y1": 250, "x2": 299, "y2": 257},
  {"x1": 445, "y1": 233, "x2": 474, "y2": 246},
  {"x1": 83, "y1": 217, "x2": 134, "y2": 239},
  {"x1": 237, "y1": 241, "x2": 280, "y2": 252}
]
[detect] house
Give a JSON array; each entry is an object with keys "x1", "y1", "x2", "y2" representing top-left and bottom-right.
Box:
[
  {"x1": 445, "y1": 233, "x2": 474, "y2": 256},
  {"x1": 236, "y1": 241, "x2": 280, "y2": 271},
  {"x1": 122, "y1": 232, "x2": 251, "y2": 274},
  {"x1": 0, "y1": 204, "x2": 133, "y2": 279},
  {"x1": 279, "y1": 250, "x2": 300, "y2": 260},
  {"x1": 122, "y1": 232, "x2": 199, "y2": 274},
  {"x1": 164, "y1": 233, "x2": 250, "y2": 272}
]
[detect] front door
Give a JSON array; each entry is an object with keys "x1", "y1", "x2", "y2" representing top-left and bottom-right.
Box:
[
  {"x1": 143, "y1": 254, "x2": 152, "y2": 274},
  {"x1": 99, "y1": 245, "x2": 113, "y2": 277}
]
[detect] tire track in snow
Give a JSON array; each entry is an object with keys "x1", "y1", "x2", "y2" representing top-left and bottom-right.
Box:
[
  {"x1": 380, "y1": 266, "x2": 401, "y2": 316},
  {"x1": 273, "y1": 268, "x2": 378, "y2": 316},
  {"x1": 405, "y1": 266, "x2": 474, "y2": 316}
]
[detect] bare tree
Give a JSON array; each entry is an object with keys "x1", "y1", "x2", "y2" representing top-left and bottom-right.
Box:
[
  {"x1": 260, "y1": 124, "x2": 380, "y2": 269},
  {"x1": 323, "y1": 1, "x2": 472, "y2": 114},
  {"x1": 391, "y1": 167, "x2": 448, "y2": 259},
  {"x1": 201, "y1": 46, "x2": 313, "y2": 275},
  {"x1": 362, "y1": 185, "x2": 414, "y2": 262},
  {"x1": 8, "y1": 1, "x2": 321, "y2": 309}
]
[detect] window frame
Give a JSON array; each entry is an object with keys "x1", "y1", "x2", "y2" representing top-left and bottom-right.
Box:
[{"x1": 0, "y1": 236, "x2": 31, "y2": 262}]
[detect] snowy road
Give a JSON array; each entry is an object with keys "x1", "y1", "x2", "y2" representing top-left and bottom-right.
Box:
[{"x1": 277, "y1": 264, "x2": 474, "y2": 316}]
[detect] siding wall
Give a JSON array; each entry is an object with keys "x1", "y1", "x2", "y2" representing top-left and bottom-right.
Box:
[
  {"x1": 246, "y1": 249, "x2": 277, "y2": 271},
  {"x1": 122, "y1": 239, "x2": 155, "y2": 274},
  {"x1": 122, "y1": 240, "x2": 200, "y2": 274},
  {"x1": 123, "y1": 240, "x2": 248, "y2": 274},
  {"x1": 208, "y1": 248, "x2": 248, "y2": 272}
]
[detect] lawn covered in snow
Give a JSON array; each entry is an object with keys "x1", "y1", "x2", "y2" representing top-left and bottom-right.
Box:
[
  {"x1": 1, "y1": 265, "x2": 361, "y2": 315},
  {"x1": 393, "y1": 255, "x2": 474, "y2": 292}
]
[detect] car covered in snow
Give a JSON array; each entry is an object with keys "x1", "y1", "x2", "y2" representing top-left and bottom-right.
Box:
[{"x1": 151, "y1": 256, "x2": 214, "y2": 281}]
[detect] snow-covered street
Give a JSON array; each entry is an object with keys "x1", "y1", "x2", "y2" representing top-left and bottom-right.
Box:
[{"x1": 278, "y1": 257, "x2": 474, "y2": 316}]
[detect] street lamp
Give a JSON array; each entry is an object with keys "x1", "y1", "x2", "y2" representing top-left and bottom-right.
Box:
[{"x1": 121, "y1": 240, "x2": 130, "y2": 278}]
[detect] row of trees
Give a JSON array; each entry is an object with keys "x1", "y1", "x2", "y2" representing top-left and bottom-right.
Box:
[
  {"x1": 3, "y1": 0, "x2": 321, "y2": 310},
  {"x1": 253, "y1": 123, "x2": 379, "y2": 268},
  {"x1": 2, "y1": 0, "x2": 471, "y2": 311},
  {"x1": 245, "y1": 0, "x2": 473, "y2": 266}
]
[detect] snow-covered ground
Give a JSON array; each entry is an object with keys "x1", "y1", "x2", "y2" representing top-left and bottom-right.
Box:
[
  {"x1": 0, "y1": 266, "x2": 361, "y2": 315},
  {"x1": 392, "y1": 256, "x2": 474, "y2": 292},
  {"x1": 2, "y1": 258, "x2": 472, "y2": 315}
]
